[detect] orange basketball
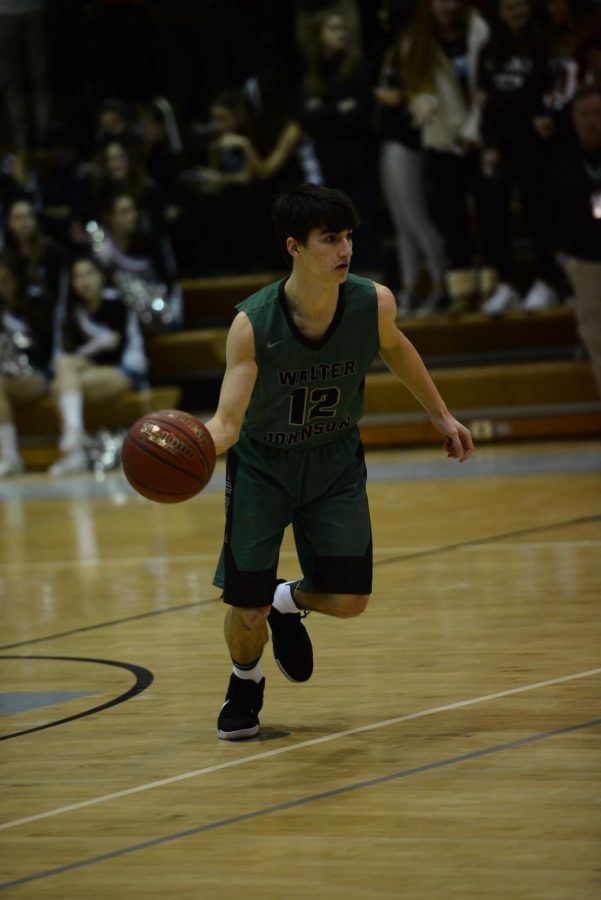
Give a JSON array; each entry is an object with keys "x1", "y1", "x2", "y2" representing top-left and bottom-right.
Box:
[{"x1": 122, "y1": 409, "x2": 216, "y2": 503}]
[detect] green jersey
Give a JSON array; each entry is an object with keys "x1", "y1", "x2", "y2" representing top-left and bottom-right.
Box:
[{"x1": 236, "y1": 273, "x2": 380, "y2": 449}]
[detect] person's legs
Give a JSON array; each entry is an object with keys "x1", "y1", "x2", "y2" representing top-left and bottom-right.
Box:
[
  {"x1": 214, "y1": 432, "x2": 373, "y2": 737},
  {"x1": 51, "y1": 354, "x2": 89, "y2": 455},
  {"x1": 293, "y1": 589, "x2": 369, "y2": 618},
  {"x1": 217, "y1": 603, "x2": 271, "y2": 740},
  {"x1": 50, "y1": 356, "x2": 131, "y2": 474},
  {"x1": 387, "y1": 142, "x2": 447, "y2": 296},
  {"x1": 379, "y1": 141, "x2": 422, "y2": 296},
  {"x1": 516, "y1": 145, "x2": 560, "y2": 309},
  {"x1": 427, "y1": 150, "x2": 473, "y2": 270},
  {"x1": 214, "y1": 441, "x2": 292, "y2": 738},
  {"x1": 0, "y1": 372, "x2": 47, "y2": 476},
  {"x1": 478, "y1": 157, "x2": 523, "y2": 314},
  {"x1": 224, "y1": 605, "x2": 270, "y2": 666},
  {"x1": 269, "y1": 432, "x2": 372, "y2": 674},
  {"x1": 566, "y1": 258, "x2": 601, "y2": 395}
]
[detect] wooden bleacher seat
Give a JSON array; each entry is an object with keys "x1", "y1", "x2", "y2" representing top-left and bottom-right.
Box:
[
  {"x1": 180, "y1": 273, "x2": 285, "y2": 326},
  {"x1": 362, "y1": 361, "x2": 600, "y2": 446},
  {"x1": 15, "y1": 385, "x2": 182, "y2": 470}
]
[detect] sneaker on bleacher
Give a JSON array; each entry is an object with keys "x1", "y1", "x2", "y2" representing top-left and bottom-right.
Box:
[
  {"x1": 0, "y1": 456, "x2": 25, "y2": 479},
  {"x1": 48, "y1": 449, "x2": 88, "y2": 477},
  {"x1": 521, "y1": 280, "x2": 559, "y2": 312},
  {"x1": 481, "y1": 283, "x2": 521, "y2": 316}
]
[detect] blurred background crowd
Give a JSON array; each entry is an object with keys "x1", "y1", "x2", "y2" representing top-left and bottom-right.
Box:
[{"x1": 0, "y1": 0, "x2": 600, "y2": 477}]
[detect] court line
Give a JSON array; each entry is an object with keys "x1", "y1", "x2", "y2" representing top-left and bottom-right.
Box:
[
  {"x1": 374, "y1": 513, "x2": 601, "y2": 568},
  {"x1": 1, "y1": 714, "x2": 599, "y2": 891},
  {"x1": 1, "y1": 666, "x2": 599, "y2": 833},
  {"x1": 0, "y1": 597, "x2": 220, "y2": 651},
  {"x1": 0, "y1": 656, "x2": 153, "y2": 742},
  {"x1": 1, "y1": 514, "x2": 598, "y2": 653}
]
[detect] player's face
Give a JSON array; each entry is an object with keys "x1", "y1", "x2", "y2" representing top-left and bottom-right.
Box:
[{"x1": 294, "y1": 227, "x2": 354, "y2": 282}]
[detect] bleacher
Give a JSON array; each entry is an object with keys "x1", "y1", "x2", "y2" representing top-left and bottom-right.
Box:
[{"x1": 15, "y1": 272, "x2": 599, "y2": 470}]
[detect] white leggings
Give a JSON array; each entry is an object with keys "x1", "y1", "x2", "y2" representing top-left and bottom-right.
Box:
[{"x1": 379, "y1": 141, "x2": 447, "y2": 293}]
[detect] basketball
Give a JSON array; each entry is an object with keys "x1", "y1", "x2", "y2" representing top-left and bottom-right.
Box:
[{"x1": 122, "y1": 409, "x2": 216, "y2": 503}]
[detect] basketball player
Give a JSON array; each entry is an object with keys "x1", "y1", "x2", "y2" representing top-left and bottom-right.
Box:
[{"x1": 205, "y1": 184, "x2": 473, "y2": 740}]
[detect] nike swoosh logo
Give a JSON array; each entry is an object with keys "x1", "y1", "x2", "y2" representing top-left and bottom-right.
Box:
[{"x1": 267, "y1": 341, "x2": 283, "y2": 349}]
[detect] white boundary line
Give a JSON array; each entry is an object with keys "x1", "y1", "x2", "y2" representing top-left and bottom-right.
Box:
[{"x1": 2, "y1": 666, "x2": 600, "y2": 832}]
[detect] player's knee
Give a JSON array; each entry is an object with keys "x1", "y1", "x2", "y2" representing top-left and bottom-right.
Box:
[
  {"x1": 237, "y1": 605, "x2": 271, "y2": 631},
  {"x1": 329, "y1": 593, "x2": 370, "y2": 618}
]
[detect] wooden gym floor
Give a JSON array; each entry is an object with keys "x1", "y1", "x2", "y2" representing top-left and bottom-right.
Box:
[{"x1": 1, "y1": 439, "x2": 600, "y2": 899}]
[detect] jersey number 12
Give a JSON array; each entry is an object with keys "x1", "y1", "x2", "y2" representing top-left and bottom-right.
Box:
[{"x1": 289, "y1": 386, "x2": 341, "y2": 426}]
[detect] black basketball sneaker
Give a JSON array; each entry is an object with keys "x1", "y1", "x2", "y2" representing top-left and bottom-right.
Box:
[
  {"x1": 217, "y1": 674, "x2": 265, "y2": 740},
  {"x1": 268, "y1": 604, "x2": 313, "y2": 682}
]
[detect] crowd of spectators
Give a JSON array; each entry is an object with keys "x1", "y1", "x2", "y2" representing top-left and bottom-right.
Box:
[{"x1": 0, "y1": 0, "x2": 599, "y2": 477}]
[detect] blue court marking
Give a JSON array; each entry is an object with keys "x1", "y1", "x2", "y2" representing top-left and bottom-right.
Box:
[
  {"x1": 0, "y1": 657, "x2": 153, "y2": 741},
  {"x1": 0, "y1": 691, "x2": 100, "y2": 716},
  {"x1": 1, "y1": 715, "x2": 599, "y2": 890}
]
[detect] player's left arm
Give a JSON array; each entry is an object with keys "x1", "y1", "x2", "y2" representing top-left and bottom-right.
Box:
[{"x1": 376, "y1": 283, "x2": 474, "y2": 462}]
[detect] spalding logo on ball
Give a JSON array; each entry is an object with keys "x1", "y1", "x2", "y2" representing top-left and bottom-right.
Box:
[{"x1": 122, "y1": 409, "x2": 216, "y2": 503}]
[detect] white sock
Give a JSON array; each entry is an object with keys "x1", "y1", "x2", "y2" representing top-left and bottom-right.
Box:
[
  {"x1": 232, "y1": 661, "x2": 264, "y2": 683},
  {"x1": 59, "y1": 391, "x2": 84, "y2": 448},
  {"x1": 59, "y1": 390, "x2": 84, "y2": 430},
  {"x1": 273, "y1": 581, "x2": 300, "y2": 615},
  {"x1": 0, "y1": 423, "x2": 19, "y2": 461}
]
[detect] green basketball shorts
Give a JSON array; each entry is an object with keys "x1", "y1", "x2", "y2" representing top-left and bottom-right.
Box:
[{"x1": 213, "y1": 427, "x2": 372, "y2": 607}]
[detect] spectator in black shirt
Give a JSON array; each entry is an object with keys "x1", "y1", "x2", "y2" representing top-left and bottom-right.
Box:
[
  {"x1": 48, "y1": 255, "x2": 148, "y2": 476},
  {"x1": 94, "y1": 191, "x2": 182, "y2": 331},
  {"x1": 404, "y1": 0, "x2": 490, "y2": 312},
  {"x1": 296, "y1": 9, "x2": 380, "y2": 269},
  {"x1": 3, "y1": 197, "x2": 66, "y2": 308},
  {"x1": 93, "y1": 139, "x2": 167, "y2": 236},
  {"x1": 478, "y1": 0, "x2": 559, "y2": 314},
  {"x1": 374, "y1": 0, "x2": 448, "y2": 313}
]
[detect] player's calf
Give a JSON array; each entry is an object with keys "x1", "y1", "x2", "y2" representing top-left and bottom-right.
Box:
[{"x1": 324, "y1": 593, "x2": 369, "y2": 618}]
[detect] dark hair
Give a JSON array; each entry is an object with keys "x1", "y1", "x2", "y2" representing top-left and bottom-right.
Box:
[
  {"x1": 302, "y1": 9, "x2": 359, "y2": 98},
  {"x1": 4, "y1": 197, "x2": 52, "y2": 281},
  {"x1": 271, "y1": 183, "x2": 359, "y2": 255}
]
